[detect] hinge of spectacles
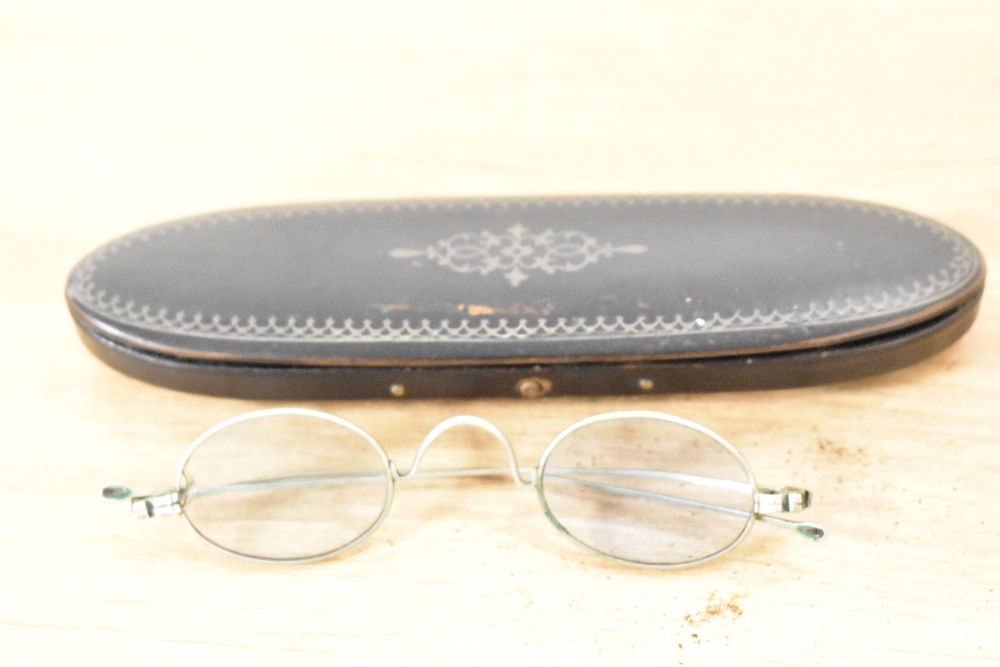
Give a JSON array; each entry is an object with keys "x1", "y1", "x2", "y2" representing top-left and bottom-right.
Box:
[
  {"x1": 130, "y1": 491, "x2": 182, "y2": 519},
  {"x1": 754, "y1": 486, "x2": 811, "y2": 514}
]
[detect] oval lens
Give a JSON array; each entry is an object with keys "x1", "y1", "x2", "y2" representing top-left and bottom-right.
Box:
[
  {"x1": 539, "y1": 414, "x2": 755, "y2": 566},
  {"x1": 178, "y1": 410, "x2": 391, "y2": 561}
]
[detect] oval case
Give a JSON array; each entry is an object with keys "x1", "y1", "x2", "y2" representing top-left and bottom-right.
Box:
[{"x1": 66, "y1": 195, "x2": 985, "y2": 399}]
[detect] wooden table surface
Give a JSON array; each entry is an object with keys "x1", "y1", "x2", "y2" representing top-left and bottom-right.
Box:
[{"x1": 1, "y1": 2, "x2": 997, "y2": 664}]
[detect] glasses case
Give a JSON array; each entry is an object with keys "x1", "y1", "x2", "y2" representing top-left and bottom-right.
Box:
[{"x1": 66, "y1": 195, "x2": 985, "y2": 399}]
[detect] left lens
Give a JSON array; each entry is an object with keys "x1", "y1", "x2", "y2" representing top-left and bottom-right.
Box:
[
  {"x1": 178, "y1": 410, "x2": 391, "y2": 562},
  {"x1": 538, "y1": 413, "x2": 755, "y2": 567}
]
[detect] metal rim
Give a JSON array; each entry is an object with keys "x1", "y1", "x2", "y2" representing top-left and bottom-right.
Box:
[
  {"x1": 535, "y1": 410, "x2": 757, "y2": 569},
  {"x1": 175, "y1": 407, "x2": 395, "y2": 564}
]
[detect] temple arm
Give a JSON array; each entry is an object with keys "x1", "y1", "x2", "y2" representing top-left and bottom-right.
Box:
[{"x1": 102, "y1": 466, "x2": 823, "y2": 540}]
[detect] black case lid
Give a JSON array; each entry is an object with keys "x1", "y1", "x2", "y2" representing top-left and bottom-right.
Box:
[{"x1": 67, "y1": 195, "x2": 984, "y2": 371}]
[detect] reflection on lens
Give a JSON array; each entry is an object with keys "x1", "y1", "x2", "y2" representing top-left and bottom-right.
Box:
[
  {"x1": 179, "y1": 411, "x2": 391, "y2": 561},
  {"x1": 539, "y1": 414, "x2": 754, "y2": 566}
]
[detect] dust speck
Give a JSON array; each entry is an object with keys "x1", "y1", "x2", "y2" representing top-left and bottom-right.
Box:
[
  {"x1": 817, "y1": 437, "x2": 866, "y2": 460},
  {"x1": 685, "y1": 592, "x2": 746, "y2": 626}
]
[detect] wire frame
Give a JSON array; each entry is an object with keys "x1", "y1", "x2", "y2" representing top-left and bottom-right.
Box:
[
  {"x1": 174, "y1": 408, "x2": 395, "y2": 564},
  {"x1": 105, "y1": 407, "x2": 822, "y2": 566},
  {"x1": 535, "y1": 410, "x2": 758, "y2": 569}
]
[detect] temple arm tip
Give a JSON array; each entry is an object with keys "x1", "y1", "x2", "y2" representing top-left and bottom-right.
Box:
[{"x1": 796, "y1": 522, "x2": 826, "y2": 541}]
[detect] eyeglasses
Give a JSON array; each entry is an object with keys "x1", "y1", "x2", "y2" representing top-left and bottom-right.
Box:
[{"x1": 102, "y1": 408, "x2": 825, "y2": 568}]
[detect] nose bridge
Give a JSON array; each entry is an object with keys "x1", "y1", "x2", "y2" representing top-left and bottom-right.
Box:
[{"x1": 396, "y1": 416, "x2": 534, "y2": 488}]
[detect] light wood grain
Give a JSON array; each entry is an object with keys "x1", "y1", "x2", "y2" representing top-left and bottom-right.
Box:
[{"x1": 1, "y1": 2, "x2": 998, "y2": 664}]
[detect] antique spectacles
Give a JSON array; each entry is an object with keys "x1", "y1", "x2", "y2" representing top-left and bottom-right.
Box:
[{"x1": 102, "y1": 408, "x2": 825, "y2": 568}]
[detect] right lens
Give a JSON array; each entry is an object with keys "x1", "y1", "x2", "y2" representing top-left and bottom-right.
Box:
[
  {"x1": 178, "y1": 410, "x2": 392, "y2": 562},
  {"x1": 538, "y1": 413, "x2": 755, "y2": 567}
]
